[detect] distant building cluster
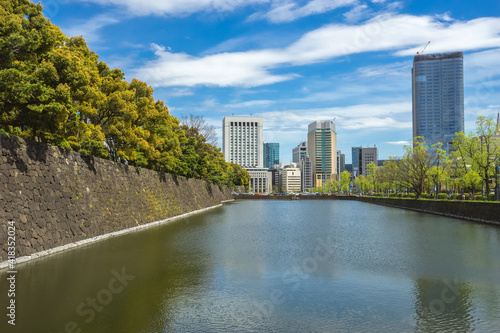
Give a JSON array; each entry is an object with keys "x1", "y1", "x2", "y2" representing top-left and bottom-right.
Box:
[{"x1": 223, "y1": 51, "x2": 474, "y2": 193}]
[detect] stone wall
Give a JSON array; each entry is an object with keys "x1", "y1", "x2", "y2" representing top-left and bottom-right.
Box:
[
  {"x1": 356, "y1": 197, "x2": 500, "y2": 225},
  {"x1": 237, "y1": 195, "x2": 500, "y2": 225},
  {"x1": 0, "y1": 134, "x2": 234, "y2": 262}
]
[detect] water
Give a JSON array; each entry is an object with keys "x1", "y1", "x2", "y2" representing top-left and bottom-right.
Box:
[{"x1": 1, "y1": 200, "x2": 500, "y2": 332}]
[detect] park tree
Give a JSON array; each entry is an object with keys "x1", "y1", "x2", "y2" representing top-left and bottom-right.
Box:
[
  {"x1": 366, "y1": 162, "x2": 380, "y2": 193},
  {"x1": 340, "y1": 170, "x2": 351, "y2": 194},
  {"x1": 452, "y1": 116, "x2": 500, "y2": 195},
  {"x1": 427, "y1": 142, "x2": 449, "y2": 195},
  {"x1": 384, "y1": 137, "x2": 433, "y2": 198}
]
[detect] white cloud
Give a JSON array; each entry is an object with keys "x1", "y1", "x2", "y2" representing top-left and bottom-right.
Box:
[
  {"x1": 134, "y1": 14, "x2": 500, "y2": 88},
  {"x1": 435, "y1": 12, "x2": 453, "y2": 22},
  {"x1": 343, "y1": 4, "x2": 370, "y2": 23},
  {"x1": 342, "y1": 117, "x2": 411, "y2": 130},
  {"x1": 386, "y1": 140, "x2": 411, "y2": 145},
  {"x1": 79, "y1": 0, "x2": 270, "y2": 16},
  {"x1": 250, "y1": 0, "x2": 357, "y2": 23},
  {"x1": 226, "y1": 100, "x2": 276, "y2": 108},
  {"x1": 259, "y1": 102, "x2": 411, "y2": 130},
  {"x1": 168, "y1": 88, "x2": 194, "y2": 96},
  {"x1": 136, "y1": 44, "x2": 297, "y2": 87},
  {"x1": 62, "y1": 14, "x2": 118, "y2": 42},
  {"x1": 355, "y1": 61, "x2": 411, "y2": 78},
  {"x1": 465, "y1": 48, "x2": 500, "y2": 84}
]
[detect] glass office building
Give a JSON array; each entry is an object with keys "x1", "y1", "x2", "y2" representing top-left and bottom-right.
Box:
[
  {"x1": 307, "y1": 121, "x2": 337, "y2": 187},
  {"x1": 412, "y1": 52, "x2": 464, "y2": 154},
  {"x1": 263, "y1": 142, "x2": 280, "y2": 169}
]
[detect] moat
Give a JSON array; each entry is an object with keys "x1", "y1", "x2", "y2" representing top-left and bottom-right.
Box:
[{"x1": 1, "y1": 200, "x2": 500, "y2": 332}]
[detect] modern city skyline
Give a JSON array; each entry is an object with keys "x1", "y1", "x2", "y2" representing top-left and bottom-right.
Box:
[
  {"x1": 42, "y1": 2, "x2": 500, "y2": 164},
  {"x1": 412, "y1": 52, "x2": 464, "y2": 154}
]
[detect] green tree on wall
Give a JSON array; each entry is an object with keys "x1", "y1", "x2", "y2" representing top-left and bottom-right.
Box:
[{"x1": 0, "y1": 0, "x2": 249, "y2": 188}]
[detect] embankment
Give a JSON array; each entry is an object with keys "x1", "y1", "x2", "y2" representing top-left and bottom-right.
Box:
[
  {"x1": 237, "y1": 195, "x2": 500, "y2": 225},
  {"x1": 356, "y1": 196, "x2": 500, "y2": 225},
  {"x1": 0, "y1": 133, "x2": 234, "y2": 262}
]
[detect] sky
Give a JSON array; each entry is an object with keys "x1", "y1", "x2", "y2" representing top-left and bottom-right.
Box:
[{"x1": 38, "y1": 0, "x2": 500, "y2": 163}]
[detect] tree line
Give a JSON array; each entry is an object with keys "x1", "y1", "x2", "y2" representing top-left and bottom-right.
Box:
[
  {"x1": 313, "y1": 116, "x2": 500, "y2": 200},
  {"x1": 0, "y1": 0, "x2": 250, "y2": 188}
]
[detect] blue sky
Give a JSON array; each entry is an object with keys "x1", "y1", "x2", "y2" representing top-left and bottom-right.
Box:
[{"x1": 39, "y1": 0, "x2": 500, "y2": 163}]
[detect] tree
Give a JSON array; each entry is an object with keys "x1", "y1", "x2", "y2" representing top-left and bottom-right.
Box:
[
  {"x1": 0, "y1": 1, "x2": 250, "y2": 189},
  {"x1": 366, "y1": 162, "x2": 379, "y2": 193},
  {"x1": 427, "y1": 142, "x2": 448, "y2": 196},
  {"x1": 452, "y1": 116, "x2": 500, "y2": 196},
  {"x1": 385, "y1": 137, "x2": 433, "y2": 198},
  {"x1": 340, "y1": 170, "x2": 351, "y2": 194},
  {"x1": 180, "y1": 114, "x2": 217, "y2": 146}
]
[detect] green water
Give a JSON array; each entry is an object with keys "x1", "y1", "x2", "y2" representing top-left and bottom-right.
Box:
[{"x1": 1, "y1": 200, "x2": 500, "y2": 332}]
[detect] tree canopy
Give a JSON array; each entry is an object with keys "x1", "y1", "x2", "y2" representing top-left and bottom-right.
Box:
[{"x1": 0, "y1": 0, "x2": 249, "y2": 188}]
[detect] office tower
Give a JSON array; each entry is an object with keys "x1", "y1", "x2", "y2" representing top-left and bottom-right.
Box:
[
  {"x1": 292, "y1": 142, "x2": 307, "y2": 164},
  {"x1": 352, "y1": 146, "x2": 378, "y2": 177},
  {"x1": 222, "y1": 116, "x2": 271, "y2": 193},
  {"x1": 337, "y1": 150, "x2": 345, "y2": 175},
  {"x1": 412, "y1": 52, "x2": 464, "y2": 154},
  {"x1": 222, "y1": 116, "x2": 263, "y2": 168},
  {"x1": 263, "y1": 142, "x2": 280, "y2": 169},
  {"x1": 307, "y1": 121, "x2": 337, "y2": 187},
  {"x1": 300, "y1": 155, "x2": 313, "y2": 192}
]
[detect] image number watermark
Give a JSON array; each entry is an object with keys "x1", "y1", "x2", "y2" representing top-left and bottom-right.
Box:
[{"x1": 6, "y1": 220, "x2": 17, "y2": 326}]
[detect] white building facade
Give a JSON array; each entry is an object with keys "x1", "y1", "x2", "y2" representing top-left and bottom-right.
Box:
[
  {"x1": 222, "y1": 116, "x2": 263, "y2": 168},
  {"x1": 222, "y1": 116, "x2": 271, "y2": 193},
  {"x1": 281, "y1": 163, "x2": 301, "y2": 193}
]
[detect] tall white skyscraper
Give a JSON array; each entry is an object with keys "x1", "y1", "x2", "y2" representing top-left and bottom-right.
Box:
[
  {"x1": 222, "y1": 116, "x2": 263, "y2": 168},
  {"x1": 222, "y1": 116, "x2": 271, "y2": 193}
]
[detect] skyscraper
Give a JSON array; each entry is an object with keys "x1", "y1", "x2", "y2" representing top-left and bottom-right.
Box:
[
  {"x1": 292, "y1": 142, "x2": 307, "y2": 164},
  {"x1": 307, "y1": 121, "x2": 337, "y2": 187},
  {"x1": 263, "y1": 142, "x2": 280, "y2": 168},
  {"x1": 222, "y1": 116, "x2": 271, "y2": 193},
  {"x1": 337, "y1": 150, "x2": 345, "y2": 175},
  {"x1": 412, "y1": 52, "x2": 464, "y2": 154},
  {"x1": 222, "y1": 116, "x2": 263, "y2": 168},
  {"x1": 352, "y1": 146, "x2": 378, "y2": 177},
  {"x1": 300, "y1": 155, "x2": 313, "y2": 192}
]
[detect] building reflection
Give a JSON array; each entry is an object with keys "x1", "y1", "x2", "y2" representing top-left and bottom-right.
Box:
[{"x1": 412, "y1": 277, "x2": 473, "y2": 332}]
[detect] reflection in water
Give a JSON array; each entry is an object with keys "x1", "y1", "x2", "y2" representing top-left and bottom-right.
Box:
[
  {"x1": 413, "y1": 278, "x2": 473, "y2": 332},
  {"x1": 0, "y1": 201, "x2": 499, "y2": 332}
]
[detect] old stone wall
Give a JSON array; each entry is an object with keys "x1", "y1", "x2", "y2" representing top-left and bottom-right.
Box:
[
  {"x1": 0, "y1": 133, "x2": 233, "y2": 262},
  {"x1": 237, "y1": 195, "x2": 500, "y2": 225},
  {"x1": 357, "y1": 196, "x2": 500, "y2": 225}
]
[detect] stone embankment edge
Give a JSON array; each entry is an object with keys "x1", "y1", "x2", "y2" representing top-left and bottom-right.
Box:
[
  {"x1": 356, "y1": 197, "x2": 500, "y2": 227},
  {"x1": 0, "y1": 200, "x2": 234, "y2": 271},
  {"x1": 236, "y1": 195, "x2": 500, "y2": 226}
]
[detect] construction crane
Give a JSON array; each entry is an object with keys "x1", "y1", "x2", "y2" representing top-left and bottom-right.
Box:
[{"x1": 416, "y1": 41, "x2": 431, "y2": 55}]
